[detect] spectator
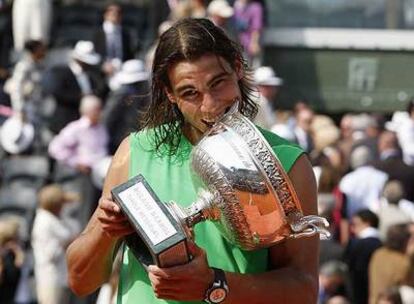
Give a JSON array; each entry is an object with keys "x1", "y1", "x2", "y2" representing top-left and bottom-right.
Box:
[
  {"x1": 369, "y1": 224, "x2": 412, "y2": 304},
  {"x1": 48, "y1": 95, "x2": 109, "y2": 175},
  {"x1": 339, "y1": 146, "x2": 388, "y2": 216},
  {"x1": 351, "y1": 113, "x2": 382, "y2": 161},
  {"x1": 318, "y1": 261, "x2": 348, "y2": 304},
  {"x1": 43, "y1": 41, "x2": 106, "y2": 134},
  {"x1": 293, "y1": 106, "x2": 315, "y2": 153},
  {"x1": 377, "y1": 180, "x2": 411, "y2": 240},
  {"x1": 318, "y1": 208, "x2": 344, "y2": 266},
  {"x1": 207, "y1": 0, "x2": 238, "y2": 42},
  {"x1": 377, "y1": 286, "x2": 403, "y2": 304},
  {"x1": 32, "y1": 184, "x2": 80, "y2": 304},
  {"x1": 394, "y1": 99, "x2": 414, "y2": 166},
  {"x1": 12, "y1": 0, "x2": 52, "y2": 51},
  {"x1": 311, "y1": 115, "x2": 340, "y2": 155},
  {"x1": 337, "y1": 113, "x2": 355, "y2": 172},
  {"x1": 326, "y1": 296, "x2": 351, "y2": 304},
  {"x1": 48, "y1": 95, "x2": 109, "y2": 226},
  {"x1": 172, "y1": 0, "x2": 207, "y2": 20},
  {"x1": 252, "y1": 66, "x2": 282, "y2": 130},
  {"x1": 190, "y1": 0, "x2": 207, "y2": 18},
  {"x1": 93, "y1": 3, "x2": 135, "y2": 79},
  {"x1": 343, "y1": 209, "x2": 382, "y2": 304},
  {"x1": 233, "y1": 0, "x2": 264, "y2": 66},
  {"x1": 5, "y1": 40, "x2": 47, "y2": 124},
  {"x1": 144, "y1": 20, "x2": 172, "y2": 71},
  {"x1": 316, "y1": 163, "x2": 349, "y2": 245},
  {"x1": 103, "y1": 59, "x2": 149, "y2": 154},
  {"x1": 373, "y1": 130, "x2": 414, "y2": 202},
  {"x1": 0, "y1": 218, "x2": 25, "y2": 304}
]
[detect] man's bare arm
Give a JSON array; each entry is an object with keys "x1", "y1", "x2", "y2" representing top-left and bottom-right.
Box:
[
  {"x1": 223, "y1": 154, "x2": 320, "y2": 303},
  {"x1": 66, "y1": 137, "x2": 132, "y2": 296}
]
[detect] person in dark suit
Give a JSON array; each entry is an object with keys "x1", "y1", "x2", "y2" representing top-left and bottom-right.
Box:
[
  {"x1": 93, "y1": 3, "x2": 134, "y2": 78},
  {"x1": 43, "y1": 41, "x2": 107, "y2": 134},
  {"x1": 293, "y1": 105, "x2": 315, "y2": 154},
  {"x1": 343, "y1": 209, "x2": 382, "y2": 304},
  {"x1": 373, "y1": 130, "x2": 414, "y2": 202}
]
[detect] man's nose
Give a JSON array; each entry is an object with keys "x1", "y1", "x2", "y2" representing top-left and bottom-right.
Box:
[{"x1": 200, "y1": 93, "x2": 222, "y2": 116}]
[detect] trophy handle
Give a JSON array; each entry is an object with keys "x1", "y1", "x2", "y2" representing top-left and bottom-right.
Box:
[{"x1": 287, "y1": 212, "x2": 331, "y2": 240}]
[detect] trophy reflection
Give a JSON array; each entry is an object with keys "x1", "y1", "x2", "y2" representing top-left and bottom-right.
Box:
[{"x1": 111, "y1": 111, "x2": 330, "y2": 268}]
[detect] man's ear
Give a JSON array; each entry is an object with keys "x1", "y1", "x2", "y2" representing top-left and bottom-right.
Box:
[
  {"x1": 165, "y1": 88, "x2": 177, "y2": 104},
  {"x1": 234, "y1": 59, "x2": 244, "y2": 80}
]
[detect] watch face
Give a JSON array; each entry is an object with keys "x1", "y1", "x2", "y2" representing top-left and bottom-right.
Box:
[{"x1": 209, "y1": 288, "x2": 227, "y2": 303}]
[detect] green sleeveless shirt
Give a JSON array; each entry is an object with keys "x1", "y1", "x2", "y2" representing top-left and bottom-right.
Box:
[{"x1": 118, "y1": 127, "x2": 304, "y2": 304}]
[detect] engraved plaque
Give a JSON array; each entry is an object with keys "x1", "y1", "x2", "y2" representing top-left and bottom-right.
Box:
[{"x1": 112, "y1": 175, "x2": 190, "y2": 267}]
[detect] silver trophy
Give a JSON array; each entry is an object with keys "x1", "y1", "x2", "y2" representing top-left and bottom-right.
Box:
[{"x1": 112, "y1": 107, "x2": 330, "y2": 268}]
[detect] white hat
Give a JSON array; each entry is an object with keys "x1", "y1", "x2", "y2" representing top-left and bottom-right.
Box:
[
  {"x1": 72, "y1": 41, "x2": 101, "y2": 65},
  {"x1": 254, "y1": 66, "x2": 283, "y2": 86},
  {"x1": 207, "y1": 0, "x2": 234, "y2": 18},
  {"x1": 0, "y1": 117, "x2": 35, "y2": 154},
  {"x1": 115, "y1": 59, "x2": 149, "y2": 85}
]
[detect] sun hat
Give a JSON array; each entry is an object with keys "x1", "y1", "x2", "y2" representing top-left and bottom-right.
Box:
[
  {"x1": 207, "y1": 0, "x2": 234, "y2": 18},
  {"x1": 0, "y1": 116, "x2": 35, "y2": 154},
  {"x1": 115, "y1": 59, "x2": 149, "y2": 85},
  {"x1": 72, "y1": 40, "x2": 101, "y2": 65},
  {"x1": 254, "y1": 66, "x2": 283, "y2": 86}
]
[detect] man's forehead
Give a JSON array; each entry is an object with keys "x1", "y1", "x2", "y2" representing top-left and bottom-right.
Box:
[{"x1": 168, "y1": 55, "x2": 232, "y2": 82}]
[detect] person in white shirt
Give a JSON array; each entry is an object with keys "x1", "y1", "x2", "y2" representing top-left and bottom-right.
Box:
[
  {"x1": 31, "y1": 184, "x2": 80, "y2": 304},
  {"x1": 396, "y1": 100, "x2": 414, "y2": 166},
  {"x1": 339, "y1": 146, "x2": 388, "y2": 218},
  {"x1": 48, "y1": 95, "x2": 109, "y2": 175}
]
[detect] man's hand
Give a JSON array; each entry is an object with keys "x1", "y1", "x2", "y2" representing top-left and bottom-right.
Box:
[
  {"x1": 96, "y1": 197, "x2": 134, "y2": 238},
  {"x1": 148, "y1": 242, "x2": 214, "y2": 301}
]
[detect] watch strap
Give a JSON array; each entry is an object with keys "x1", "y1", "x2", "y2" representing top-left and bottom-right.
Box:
[
  {"x1": 204, "y1": 267, "x2": 229, "y2": 303},
  {"x1": 212, "y1": 267, "x2": 226, "y2": 284}
]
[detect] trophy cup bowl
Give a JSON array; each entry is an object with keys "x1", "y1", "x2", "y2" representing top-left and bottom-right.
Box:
[{"x1": 112, "y1": 110, "x2": 330, "y2": 268}]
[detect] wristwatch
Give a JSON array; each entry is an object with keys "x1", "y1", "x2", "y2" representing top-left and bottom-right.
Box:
[{"x1": 204, "y1": 267, "x2": 229, "y2": 303}]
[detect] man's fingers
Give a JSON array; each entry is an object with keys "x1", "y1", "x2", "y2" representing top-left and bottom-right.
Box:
[
  {"x1": 99, "y1": 197, "x2": 121, "y2": 213},
  {"x1": 148, "y1": 265, "x2": 174, "y2": 279},
  {"x1": 102, "y1": 225, "x2": 135, "y2": 237},
  {"x1": 97, "y1": 212, "x2": 128, "y2": 223}
]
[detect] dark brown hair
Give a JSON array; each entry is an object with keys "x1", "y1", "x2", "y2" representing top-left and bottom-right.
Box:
[{"x1": 140, "y1": 18, "x2": 258, "y2": 155}]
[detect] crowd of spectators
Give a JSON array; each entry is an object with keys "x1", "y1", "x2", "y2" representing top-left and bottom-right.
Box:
[{"x1": 0, "y1": 1, "x2": 413, "y2": 304}]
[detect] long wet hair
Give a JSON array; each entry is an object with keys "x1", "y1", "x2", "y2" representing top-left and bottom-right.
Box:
[{"x1": 140, "y1": 18, "x2": 258, "y2": 155}]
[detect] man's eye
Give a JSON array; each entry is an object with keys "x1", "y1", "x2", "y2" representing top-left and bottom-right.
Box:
[
  {"x1": 182, "y1": 90, "x2": 198, "y2": 98},
  {"x1": 211, "y1": 79, "x2": 225, "y2": 88}
]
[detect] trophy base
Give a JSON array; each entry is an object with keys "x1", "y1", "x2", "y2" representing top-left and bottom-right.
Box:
[
  {"x1": 125, "y1": 234, "x2": 154, "y2": 268},
  {"x1": 125, "y1": 233, "x2": 191, "y2": 268},
  {"x1": 112, "y1": 175, "x2": 192, "y2": 268}
]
